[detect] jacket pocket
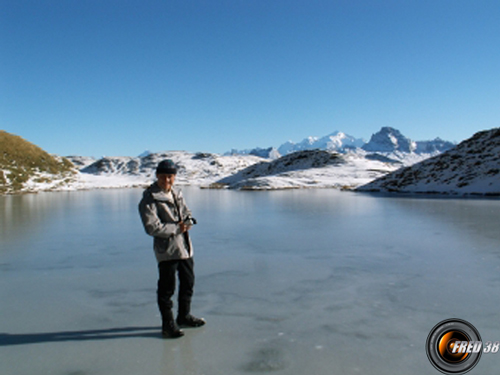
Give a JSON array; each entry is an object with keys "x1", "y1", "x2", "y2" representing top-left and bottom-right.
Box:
[{"x1": 154, "y1": 237, "x2": 171, "y2": 254}]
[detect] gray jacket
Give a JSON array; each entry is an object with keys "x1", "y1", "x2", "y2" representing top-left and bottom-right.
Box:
[{"x1": 138, "y1": 182, "x2": 193, "y2": 262}]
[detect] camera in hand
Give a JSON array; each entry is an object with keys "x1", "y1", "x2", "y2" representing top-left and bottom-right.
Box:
[{"x1": 184, "y1": 217, "x2": 197, "y2": 227}]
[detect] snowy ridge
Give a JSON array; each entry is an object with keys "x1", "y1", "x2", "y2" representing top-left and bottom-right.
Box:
[
  {"x1": 211, "y1": 150, "x2": 401, "y2": 190},
  {"x1": 357, "y1": 128, "x2": 500, "y2": 195},
  {"x1": 360, "y1": 150, "x2": 440, "y2": 167},
  {"x1": 65, "y1": 151, "x2": 265, "y2": 191}
]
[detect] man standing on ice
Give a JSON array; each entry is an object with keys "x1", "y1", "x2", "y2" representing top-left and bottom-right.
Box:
[{"x1": 139, "y1": 159, "x2": 205, "y2": 338}]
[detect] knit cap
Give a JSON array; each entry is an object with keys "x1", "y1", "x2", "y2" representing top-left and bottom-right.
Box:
[{"x1": 156, "y1": 159, "x2": 177, "y2": 174}]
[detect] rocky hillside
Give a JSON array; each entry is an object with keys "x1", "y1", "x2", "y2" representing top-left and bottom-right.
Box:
[
  {"x1": 357, "y1": 128, "x2": 500, "y2": 195},
  {"x1": 0, "y1": 131, "x2": 77, "y2": 194}
]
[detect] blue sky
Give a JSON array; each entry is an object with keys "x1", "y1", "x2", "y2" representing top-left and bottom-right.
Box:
[{"x1": 1, "y1": 0, "x2": 499, "y2": 157}]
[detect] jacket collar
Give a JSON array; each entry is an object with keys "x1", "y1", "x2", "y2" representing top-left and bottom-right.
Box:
[{"x1": 149, "y1": 182, "x2": 178, "y2": 203}]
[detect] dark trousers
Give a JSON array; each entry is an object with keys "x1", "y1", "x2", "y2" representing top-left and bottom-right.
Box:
[{"x1": 157, "y1": 258, "x2": 195, "y2": 321}]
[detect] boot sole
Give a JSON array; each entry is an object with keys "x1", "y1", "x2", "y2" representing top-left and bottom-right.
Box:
[
  {"x1": 161, "y1": 330, "x2": 185, "y2": 338},
  {"x1": 176, "y1": 319, "x2": 206, "y2": 328}
]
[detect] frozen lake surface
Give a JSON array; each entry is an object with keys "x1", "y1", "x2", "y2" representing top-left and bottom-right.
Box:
[{"x1": 1, "y1": 188, "x2": 500, "y2": 375}]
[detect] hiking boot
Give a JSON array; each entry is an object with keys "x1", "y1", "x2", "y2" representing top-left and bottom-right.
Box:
[
  {"x1": 162, "y1": 320, "x2": 184, "y2": 338},
  {"x1": 176, "y1": 314, "x2": 206, "y2": 328}
]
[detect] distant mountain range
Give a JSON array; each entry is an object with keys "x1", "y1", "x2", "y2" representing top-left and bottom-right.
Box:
[
  {"x1": 277, "y1": 131, "x2": 365, "y2": 155},
  {"x1": 1, "y1": 126, "x2": 498, "y2": 195},
  {"x1": 68, "y1": 126, "x2": 449, "y2": 191},
  {"x1": 226, "y1": 127, "x2": 456, "y2": 158}
]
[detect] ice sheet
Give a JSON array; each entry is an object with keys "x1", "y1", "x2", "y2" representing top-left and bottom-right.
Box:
[{"x1": 1, "y1": 188, "x2": 500, "y2": 374}]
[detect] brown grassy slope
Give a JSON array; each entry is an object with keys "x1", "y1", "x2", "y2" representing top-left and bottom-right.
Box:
[{"x1": 0, "y1": 130, "x2": 75, "y2": 193}]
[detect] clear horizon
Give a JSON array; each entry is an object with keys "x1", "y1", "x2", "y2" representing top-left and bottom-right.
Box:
[{"x1": 2, "y1": 1, "x2": 499, "y2": 157}]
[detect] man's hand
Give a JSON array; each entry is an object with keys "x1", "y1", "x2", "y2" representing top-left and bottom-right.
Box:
[{"x1": 179, "y1": 221, "x2": 191, "y2": 233}]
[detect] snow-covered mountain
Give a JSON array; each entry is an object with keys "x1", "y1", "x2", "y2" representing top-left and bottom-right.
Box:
[
  {"x1": 414, "y1": 138, "x2": 456, "y2": 154},
  {"x1": 226, "y1": 131, "x2": 367, "y2": 158},
  {"x1": 212, "y1": 149, "x2": 401, "y2": 190},
  {"x1": 362, "y1": 127, "x2": 416, "y2": 153},
  {"x1": 353, "y1": 127, "x2": 457, "y2": 167},
  {"x1": 138, "y1": 150, "x2": 152, "y2": 158},
  {"x1": 65, "y1": 156, "x2": 96, "y2": 169},
  {"x1": 66, "y1": 151, "x2": 264, "y2": 190},
  {"x1": 227, "y1": 128, "x2": 455, "y2": 163},
  {"x1": 357, "y1": 128, "x2": 500, "y2": 195},
  {"x1": 277, "y1": 131, "x2": 366, "y2": 155},
  {"x1": 225, "y1": 147, "x2": 280, "y2": 159},
  {"x1": 362, "y1": 127, "x2": 455, "y2": 154},
  {"x1": 61, "y1": 148, "x2": 404, "y2": 191}
]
